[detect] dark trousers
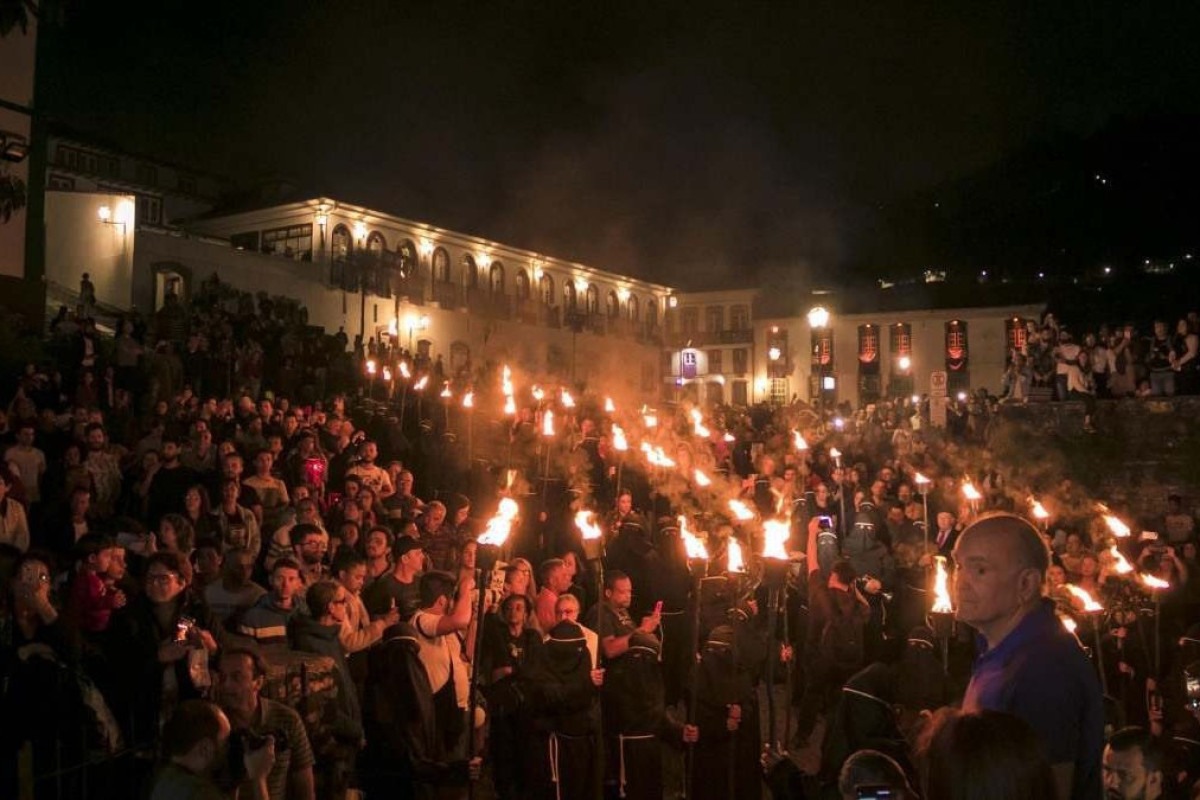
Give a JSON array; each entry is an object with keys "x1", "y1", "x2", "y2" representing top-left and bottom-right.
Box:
[{"x1": 795, "y1": 657, "x2": 855, "y2": 739}]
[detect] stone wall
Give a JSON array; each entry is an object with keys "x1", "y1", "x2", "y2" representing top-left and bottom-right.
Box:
[{"x1": 993, "y1": 396, "x2": 1200, "y2": 527}]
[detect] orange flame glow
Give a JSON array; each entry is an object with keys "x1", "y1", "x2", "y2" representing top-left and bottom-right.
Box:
[
  {"x1": 440, "y1": 382, "x2": 452, "y2": 399},
  {"x1": 1030, "y1": 498, "x2": 1050, "y2": 520},
  {"x1": 366, "y1": 359, "x2": 377, "y2": 376},
  {"x1": 689, "y1": 408, "x2": 710, "y2": 438},
  {"x1": 1108, "y1": 545, "x2": 1134, "y2": 574},
  {"x1": 462, "y1": 391, "x2": 474, "y2": 409},
  {"x1": 961, "y1": 481, "x2": 982, "y2": 502},
  {"x1": 542, "y1": 409, "x2": 555, "y2": 437},
  {"x1": 728, "y1": 500, "x2": 755, "y2": 522},
  {"x1": 693, "y1": 469, "x2": 712, "y2": 487},
  {"x1": 604, "y1": 397, "x2": 615, "y2": 413},
  {"x1": 792, "y1": 430, "x2": 808, "y2": 451},
  {"x1": 763, "y1": 518, "x2": 790, "y2": 560},
  {"x1": 913, "y1": 472, "x2": 931, "y2": 487},
  {"x1": 612, "y1": 424, "x2": 628, "y2": 452},
  {"x1": 727, "y1": 537, "x2": 746, "y2": 573},
  {"x1": 1104, "y1": 514, "x2": 1131, "y2": 538},
  {"x1": 932, "y1": 555, "x2": 953, "y2": 613},
  {"x1": 642, "y1": 406, "x2": 658, "y2": 428},
  {"x1": 382, "y1": 367, "x2": 392, "y2": 382},
  {"x1": 1141, "y1": 573, "x2": 1170, "y2": 590},
  {"x1": 640, "y1": 442, "x2": 675, "y2": 468},
  {"x1": 503, "y1": 395, "x2": 516, "y2": 416},
  {"x1": 560, "y1": 388, "x2": 575, "y2": 408},
  {"x1": 501, "y1": 365, "x2": 513, "y2": 397},
  {"x1": 399, "y1": 361, "x2": 412, "y2": 379},
  {"x1": 574, "y1": 510, "x2": 603, "y2": 541},
  {"x1": 413, "y1": 375, "x2": 429, "y2": 392},
  {"x1": 531, "y1": 385, "x2": 545, "y2": 402},
  {"x1": 679, "y1": 515, "x2": 708, "y2": 560},
  {"x1": 1065, "y1": 584, "x2": 1103, "y2": 612},
  {"x1": 478, "y1": 497, "x2": 519, "y2": 546}
]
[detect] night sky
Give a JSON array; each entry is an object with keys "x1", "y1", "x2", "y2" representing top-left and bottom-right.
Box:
[{"x1": 43, "y1": 1, "x2": 1200, "y2": 288}]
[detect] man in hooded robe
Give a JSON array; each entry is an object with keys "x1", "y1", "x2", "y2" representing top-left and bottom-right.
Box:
[
  {"x1": 601, "y1": 632, "x2": 698, "y2": 800},
  {"x1": 691, "y1": 624, "x2": 763, "y2": 800},
  {"x1": 524, "y1": 619, "x2": 602, "y2": 800},
  {"x1": 360, "y1": 621, "x2": 479, "y2": 799}
]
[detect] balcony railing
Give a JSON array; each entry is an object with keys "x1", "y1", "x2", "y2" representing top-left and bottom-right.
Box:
[
  {"x1": 665, "y1": 327, "x2": 754, "y2": 348},
  {"x1": 432, "y1": 282, "x2": 462, "y2": 309}
]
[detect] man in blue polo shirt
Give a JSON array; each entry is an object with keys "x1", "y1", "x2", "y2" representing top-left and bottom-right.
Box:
[{"x1": 953, "y1": 513, "x2": 1104, "y2": 800}]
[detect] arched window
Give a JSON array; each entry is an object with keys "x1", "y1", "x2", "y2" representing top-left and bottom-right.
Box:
[
  {"x1": 647, "y1": 298, "x2": 658, "y2": 327},
  {"x1": 367, "y1": 231, "x2": 386, "y2": 257},
  {"x1": 629, "y1": 294, "x2": 640, "y2": 322},
  {"x1": 331, "y1": 224, "x2": 352, "y2": 262},
  {"x1": 433, "y1": 247, "x2": 451, "y2": 283},
  {"x1": 489, "y1": 261, "x2": 505, "y2": 295},
  {"x1": 586, "y1": 284, "x2": 599, "y2": 315},
  {"x1": 564, "y1": 281, "x2": 577, "y2": 312},
  {"x1": 606, "y1": 290, "x2": 620, "y2": 319},
  {"x1": 540, "y1": 274, "x2": 555, "y2": 305},
  {"x1": 462, "y1": 255, "x2": 478, "y2": 289},
  {"x1": 515, "y1": 269, "x2": 531, "y2": 301}
]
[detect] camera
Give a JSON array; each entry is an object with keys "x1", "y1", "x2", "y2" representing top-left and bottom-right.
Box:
[
  {"x1": 817, "y1": 515, "x2": 834, "y2": 532},
  {"x1": 227, "y1": 729, "x2": 287, "y2": 780},
  {"x1": 856, "y1": 575, "x2": 894, "y2": 603},
  {"x1": 175, "y1": 616, "x2": 196, "y2": 643}
]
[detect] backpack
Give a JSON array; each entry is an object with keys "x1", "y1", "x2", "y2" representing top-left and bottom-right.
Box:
[{"x1": 819, "y1": 593, "x2": 865, "y2": 671}]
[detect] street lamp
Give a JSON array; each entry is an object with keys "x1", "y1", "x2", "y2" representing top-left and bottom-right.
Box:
[{"x1": 808, "y1": 306, "x2": 831, "y2": 420}]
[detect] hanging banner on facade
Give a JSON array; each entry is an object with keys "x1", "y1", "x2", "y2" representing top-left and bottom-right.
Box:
[
  {"x1": 857, "y1": 324, "x2": 879, "y2": 373},
  {"x1": 945, "y1": 320, "x2": 969, "y2": 372}
]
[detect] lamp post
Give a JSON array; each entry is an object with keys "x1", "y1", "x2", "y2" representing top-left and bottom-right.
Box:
[{"x1": 808, "y1": 305, "x2": 830, "y2": 422}]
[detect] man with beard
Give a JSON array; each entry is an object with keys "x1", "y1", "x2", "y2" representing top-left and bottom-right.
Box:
[
  {"x1": 289, "y1": 523, "x2": 329, "y2": 586},
  {"x1": 214, "y1": 648, "x2": 315, "y2": 800},
  {"x1": 587, "y1": 571, "x2": 660, "y2": 665},
  {"x1": 601, "y1": 631, "x2": 698, "y2": 800},
  {"x1": 147, "y1": 435, "x2": 198, "y2": 527},
  {"x1": 347, "y1": 439, "x2": 395, "y2": 499},
  {"x1": 83, "y1": 423, "x2": 123, "y2": 519},
  {"x1": 150, "y1": 699, "x2": 275, "y2": 800},
  {"x1": 1102, "y1": 727, "x2": 1169, "y2": 800},
  {"x1": 524, "y1": 618, "x2": 603, "y2": 800}
]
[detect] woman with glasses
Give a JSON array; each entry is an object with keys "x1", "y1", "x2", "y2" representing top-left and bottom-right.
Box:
[{"x1": 108, "y1": 551, "x2": 219, "y2": 753}]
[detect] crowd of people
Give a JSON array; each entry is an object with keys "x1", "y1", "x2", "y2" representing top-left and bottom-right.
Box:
[{"x1": 0, "y1": 283, "x2": 1198, "y2": 800}]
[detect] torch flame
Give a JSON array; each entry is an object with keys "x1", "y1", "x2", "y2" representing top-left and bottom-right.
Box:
[
  {"x1": 932, "y1": 555, "x2": 953, "y2": 613},
  {"x1": 679, "y1": 515, "x2": 708, "y2": 560},
  {"x1": 478, "y1": 497, "x2": 520, "y2": 546},
  {"x1": 413, "y1": 375, "x2": 429, "y2": 392},
  {"x1": 640, "y1": 442, "x2": 675, "y2": 468},
  {"x1": 830, "y1": 447, "x2": 842, "y2": 462},
  {"x1": 728, "y1": 500, "x2": 755, "y2": 522},
  {"x1": 763, "y1": 518, "x2": 790, "y2": 560},
  {"x1": 531, "y1": 385, "x2": 545, "y2": 401},
  {"x1": 1061, "y1": 615, "x2": 1078, "y2": 634},
  {"x1": 382, "y1": 367, "x2": 392, "y2": 382},
  {"x1": 727, "y1": 537, "x2": 746, "y2": 573},
  {"x1": 462, "y1": 391, "x2": 474, "y2": 409},
  {"x1": 560, "y1": 388, "x2": 575, "y2": 408},
  {"x1": 1030, "y1": 498, "x2": 1050, "y2": 520},
  {"x1": 501, "y1": 365, "x2": 513, "y2": 397},
  {"x1": 612, "y1": 424, "x2": 628, "y2": 452},
  {"x1": 1141, "y1": 573, "x2": 1170, "y2": 590},
  {"x1": 641, "y1": 406, "x2": 658, "y2": 428},
  {"x1": 723, "y1": 432, "x2": 736, "y2": 443},
  {"x1": 399, "y1": 361, "x2": 411, "y2": 379},
  {"x1": 689, "y1": 408, "x2": 710, "y2": 438},
  {"x1": 604, "y1": 397, "x2": 615, "y2": 413},
  {"x1": 504, "y1": 469, "x2": 516, "y2": 491},
  {"x1": 1108, "y1": 545, "x2": 1134, "y2": 574},
  {"x1": 792, "y1": 430, "x2": 808, "y2": 451},
  {"x1": 914, "y1": 472, "x2": 931, "y2": 486},
  {"x1": 1104, "y1": 514, "x2": 1131, "y2": 538},
  {"x1": 574, "y1": 510, "x2": 603, "y2": 541},
  {"x1": 1064, "y1": 584, "x2": 1103, "y2": 613},
  {"x1": 440, "y1": 382, "x2": 452, "y2": 399},
  {"x1": 542, "y1": 409, "x2": 555, "y2": 437},
  {"x1": 503, "y1": 395, "x2": 516, "y2": 416},
  {"x1": 961, "y1": 481, "x2": 982, "y2": 502},
  {"x1": 366, "y1": 359, "x2": 377, "y2": 376},
  {"x1": 693, "y1": 469, "x2": 712, "y2": 487}
]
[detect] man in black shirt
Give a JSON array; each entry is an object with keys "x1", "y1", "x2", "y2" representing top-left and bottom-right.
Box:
[
  {"x1": 146, "y1": 436, "x2": 197, "y2": 527},
  {"x1": 364, "y1": 535, "x2": 424, "y2": 621}
]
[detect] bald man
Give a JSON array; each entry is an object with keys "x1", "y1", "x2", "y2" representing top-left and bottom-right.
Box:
[{"x1": 953, "y1": 513, "x2": 1104, "y2": 800}]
